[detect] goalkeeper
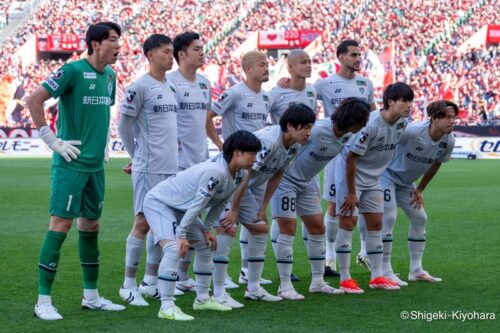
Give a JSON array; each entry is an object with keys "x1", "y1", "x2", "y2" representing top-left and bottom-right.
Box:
[{"x1": 27, "y1": 22, "x2": 125, "y2": 321}]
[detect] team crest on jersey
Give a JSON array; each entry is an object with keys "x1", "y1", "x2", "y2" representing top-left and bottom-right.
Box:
[
  {"x1": 288, "y1": 147, "x2": 297, "y2": 155},
  {"x1": 396, "y1": 122, "x2": 405, "y2": 130},
  {"x1": 199, "y1": 82, "x2": 208, "y2": 90},
  {"x1": 126, "y1": 90, "x2": 136, "y2": 102},
  {"x1": 53, "y1": 69, "x2": 65, "y2": 80},
  {"x1": 356, "y1": 80, "x2": 367, "y2": 86},
  {"x1": 207, "y1": 177, "x2": 219, "y2": 191},
  {"x1": 260, "y1": 146, "x2": 271, "y2": 159},
  {"x1": 263, "y1": 95, "x2": 269, "y2": 102},
  {"x1": 307, "y1": 91, "x2": 314, "y2": 97},
  {"x1": 342, "y1": 136, "x2": 349, "y2": 144},
  {"x1": 439, "y1": 142, "x2": 448, "y2": 148},
  {"x1": 107, "y1": 74, "x2": 113, "y2": 96}
]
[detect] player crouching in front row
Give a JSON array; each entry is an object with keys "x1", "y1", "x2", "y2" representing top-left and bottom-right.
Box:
[{"x1": 142, "y1": 131, "x2": 261, "y2": 320}]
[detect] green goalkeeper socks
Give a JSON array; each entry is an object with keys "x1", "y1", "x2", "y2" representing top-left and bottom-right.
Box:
[
  {"x1": 38, "y1": 231, "x2": 67, "y2": 295},
  {"x1": 78, "y1": 230, "x2": 99, "y2": 289}
]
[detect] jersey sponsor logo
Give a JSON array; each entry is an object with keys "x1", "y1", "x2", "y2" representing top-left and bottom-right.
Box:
[
  {"x1": 320, "y1": 147, "x2": 328, "y2": 151},
  {"x1": 126, "y1": 90, "x2": 136, "y2": 102},
  {"x1": 207, "y1": 177, "x2": 220, "y2": 191},
  {"x1": 88, "y1": 84, "x2": 96, "y2": 90},
  {"x1": 415, "y1": 146, "x2": 424, "y2": 151},
  {"x1": 184, "y1": 92, "x2": 190, "y2": 97},
  {"x1": 334, "y1": 89, "x2": 342, "y2": 93},
  {"x1": 356, "y1": 80, "x2": 367, "y2": 86},
  {"x1": 121, "y1": 104, "x2": 136, "y2": 112},
  {"x1": 309, "y1": 151, "x2": 334, "y2": 161},
  {"x1": 370, "y1": 143, "x2": 397, "y2": 152},
  {"x1": 199, "y1": 82, "x2": 208, "y2": 90},
  {"x1": 437, "y1": 150, "x2": 444, "y2": 156},
  {"x1": 179, "y1": 102, "x2": 208, "y2": 110},
  {"x1": 246, "y1": 102, "x2": 253, "y2": 108},
  {"x1": 406, "y1": 152, "x2": 434, "y2": 164},
  {"x1": 153, "y1": 104, "x2": 177, "y2": 113},
  {"x1": 45, "y1": 78, "x2": 59, "y2": 90},
  {"x1": 84, "y1": 72, "x2": 97, "y2": 79},
  {"x1": 83, "y1": 96, "x2": 112, "y2": 105},
  {"x1": 53, "y1": 69, "x2": 65, "y2": 80},
  {"x1": 377, "y1": 136, "x2": 385, "y2": 142},
  {"x1": 242, "y1": 112, "x2": 266, "y2": 120},
  {"x1": 157, "y1": 94, "x2": 163, "y2": 100}
]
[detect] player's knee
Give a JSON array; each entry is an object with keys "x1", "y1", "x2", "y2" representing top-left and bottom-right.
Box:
[
  {"x1": 327, "y1": 203, "x2": 336, "y2": 216},
  {"x1": 339, "y1": 216, "x2": 356, "y2": 231},
  {"x1": 307, "y1": 222, "x2": 325, "y2": 235},
  {"x1": 249, "y1": 221, "x2": 268, "y2": 235},
  {"x1": 133, "y1": 215, "x2": 150, "y2": 235},
  {"x1": 409, "y1": 209, "x2": 428, "y2": 228},
  {"x1": 216, "y1": 226, "x2": 236, "y2": 237},
  {"x1": 49, "y1": 217, "x2": 73, "y2": 233}
]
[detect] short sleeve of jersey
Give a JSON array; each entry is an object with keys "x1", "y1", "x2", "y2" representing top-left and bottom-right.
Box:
[
  {"x1": 120, "y1": 83, "x2": 144, "y2": 117},
  {"x1": 212, "y1": 88, "x2": 236, "y2": 116},
  {"x1": 252, "y1": 139, "x2": 274, "y2": 172},
  {"x1": 313, "y1": 80, "x2": 324, "y2": 101},
  {"x1": 268, "y1": 88, "x2": 280, "y2": 117},
  {"x1": 41, "y1": 64, "x2": 76, "y2": 98},
  {"x1": 350, "y1": 125, "x2": 375, "y2": 156},
  {"x1": 367, "y1": 79, "x2": 375, "y2": 105},
  {"x1": 439, "y1": 136, "x2": 455, "y2": 163},
  {"x1": 196, "y1": 169, "x2": 225, "y2": 202}
]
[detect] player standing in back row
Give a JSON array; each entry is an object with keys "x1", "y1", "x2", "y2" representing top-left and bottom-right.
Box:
[
  {"x1": 167, "y1": 31, "x2": 212, "y2": 293},
  {"x1": 206, "y1": 51, "x2": 273, "y2": 286},
  {"x1": 314, "y1": 40, "x2": 376, "y2": 276},
  {"x1": 118, "y1": 34, "x2": 179, "y2": 305},
  {"x1": 27, "y1": 22, "x2": 125, "y2": 320}
]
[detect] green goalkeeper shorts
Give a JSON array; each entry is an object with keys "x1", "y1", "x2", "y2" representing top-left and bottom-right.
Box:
[{"x1": 49, "y1": 166, "x2": 105, "y2": 220}]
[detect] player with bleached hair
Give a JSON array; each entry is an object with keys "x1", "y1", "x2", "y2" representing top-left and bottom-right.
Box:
[
  {"x1": 142, "y1": 130, "x2": 262, "y2": 320},
  {"x1": 206, "y1": 50, "x2": 274, "y2": 289},
  {"x1": 381, "y1": 100, "x2": 458, "y2": 286},
  {"x1": 272, "y1": 98, "x2": 370, "y2": 300},
  {"x1": 335, "y1": 82, "x2": 414, "y2": 293}
]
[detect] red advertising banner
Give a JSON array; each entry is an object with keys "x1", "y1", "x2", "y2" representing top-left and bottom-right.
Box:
[
  {"x1": 486, "y1": 25, "x2": 500, "y2": 44},
  {"x1": 258, "y1": 30, "x2": 322, "y2": 49},
  {"x1": 37, "y1": 35, "x2": 86, "y2": 52}
]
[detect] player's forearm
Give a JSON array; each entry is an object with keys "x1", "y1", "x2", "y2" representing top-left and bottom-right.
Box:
[
  {"x1": 346, "y1": 152, "x2": 358, "y2": 194},
  {"x1": 27, "y1": 89, "x2": 49, "y2": 129},
  {"x1": 204, "y1": 201, "x2": 228, "y2": 231},
  {"x1": 118, "y1": 115, "x2": 135, "y2": 158},
  {"x1": 230, "y1": 172, "x2": 252, "y2": 213},
  {"x1": 417, "y1": 162, "x2": 441, "y2": 192},
  {"x1": 206, "y1": 113, "x2": 223, "y2": 149},
  {"x1": 260, "y1": 171, "x2": 283, "y2": 210}
]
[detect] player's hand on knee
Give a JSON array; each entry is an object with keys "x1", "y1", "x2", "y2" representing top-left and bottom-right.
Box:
[
  {"x1": 256, "y1": 209, "x2": 268, "y2": 224},
  {"x1": 177, "y1": 237, "x2": 190, "y2": 258},
  {"x1": 204, "y1": 231, "x2": 217, "y2": 251},
  {"x1": 220, "y1": 210, "x2": 238, "y2": 228},
  {"x1": 39, "y1": 126, "x2": 81, "y2": 162},
  {"x1": 340, "y1": 193, "x2": 358, "y2": 216},
  {"x1": 410, "y1": 189, "x2": 424, "y2": 209}
]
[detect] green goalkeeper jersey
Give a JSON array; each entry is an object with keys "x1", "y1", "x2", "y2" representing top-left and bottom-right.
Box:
[{"x1": 42, "y1": 59, "x2": 116, "y2": 172}]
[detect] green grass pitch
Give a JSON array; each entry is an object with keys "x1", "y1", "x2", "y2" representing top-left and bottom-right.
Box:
[{"x1": 0, "y1": 158, "x2": 498, "y2": 332}]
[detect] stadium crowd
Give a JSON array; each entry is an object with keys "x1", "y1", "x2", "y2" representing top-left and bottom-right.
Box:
[{"x1": 0, "y1": 0, "x2": 498, "y2": 128}]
